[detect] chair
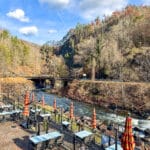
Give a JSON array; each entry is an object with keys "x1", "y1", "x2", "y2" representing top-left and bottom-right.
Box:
[
  {"x1": 84, "y1": 135, "x2": 94, "y2": 144},
  {"x1": 79, "y1": 144, "x2": 88, "y2": 150},
  {"x1": 29, "y1": 141, "x2": 45, "y2": 150},
  {"x1": 90, "y1": 134, "x2": 95, "y2": 143},
  {"x1": 84, "y1": 136, "x2": 91, "y2": 144},
  {"x1": 30, "y1": 142, "x2": 37, "y2": 150},
  {"x1": 102, "y1": 143, "x2": 109, "y2": 148},
  {"x1": 47, "y1": 139, "x2": 56, "y2": 149},
  {"x1": 36, "y1": 142, "x2": 45, "y2": 150},
  {"x1": 55, "y1": 135, "x2": 64, "y2": 146}
]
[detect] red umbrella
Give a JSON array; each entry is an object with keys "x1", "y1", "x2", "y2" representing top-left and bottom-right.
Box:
[
  {"x1": 121, "y1": 116, "x2": 135, "y2": 150},
  {"x1": 92, "y1": 108, "x2": 96, "y2": 129},
  {"x1": 22, "y1": 91, "x2": 30, "y2": 116},
  {"x1": 70, "y1": 102, "x2": 74, "y2": 119},
  {"x1": 53, "y1": 99, "x2": 57, "y2": 111}
]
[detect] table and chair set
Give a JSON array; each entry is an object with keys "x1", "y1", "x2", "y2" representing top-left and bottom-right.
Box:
[
  {"x1": 0, "y1": 104, "x2": 22, "y2": 122},
  {"x1": 62, "y1": 120, "x2": 71, "y2": 130},
  {"x1": 21, "y1": 108, "x2": 51, "y2": 128},
  {"x1": 26, "y1": 108, "x2": 95, "y2": 150},
  {"x1": 29, "y1": 131, "x2": 64, "y2": 150},
  {"x1": 73, "y1": 130, "x2": 94, "y2": 149},
  {"x1": 29, "y1": 128, "x2": 94, "y2": 150}
]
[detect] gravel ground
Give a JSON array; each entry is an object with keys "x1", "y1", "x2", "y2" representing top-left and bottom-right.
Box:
[
  {"x1": 0, "y1": 121, "x2": 30, "y2": 150},
  {"x1": 0, "y1": 121, "x2": 67, "y2": 150}
]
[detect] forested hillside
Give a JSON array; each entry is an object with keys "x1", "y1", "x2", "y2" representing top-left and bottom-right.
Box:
[
  {"x1": 58, "y1": 5, "x2": 150, "y2": 82},
  {"x1": 1, "y1": 5, "x2": 149, "y2": 82},
  {"x1": 0, "y1": 30, "x2": 69, "y2": 78},
  {"x1": 0, "y1": 30, "x2": 41, "y2": 76}
]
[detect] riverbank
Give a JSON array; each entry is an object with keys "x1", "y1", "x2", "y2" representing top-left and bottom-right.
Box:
[
  {"x1": 56, "y1": 80, "x2": 150, "y2": 119},
  {"x1": 1, "y1": 77, "x2": 149, "y2": 119}
]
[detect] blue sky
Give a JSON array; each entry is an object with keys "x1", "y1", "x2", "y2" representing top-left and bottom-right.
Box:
[{"x1": 0, "y1": 0, "x2": 149, "y2": 45}]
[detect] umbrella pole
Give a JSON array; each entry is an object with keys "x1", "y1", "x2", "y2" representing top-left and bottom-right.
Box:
[
  {"x1": 60, "y1": 107, "x2": 63, "y2": 126},
  {"x1": 46, "y1": 120, "x2": 49, "y2": 133},
  {"x1": 108, "y1": 136, "x2": 111, "y2": 146},
  {"x1": 18, "y1": 97, "x2": 19, "y2": 109},
  {"x1": 115, "y1": 127, "x2": 118, "y2": 150},
  {"x1": 37, "y1": 122, "x2": 40, "y2": 135},
  {"x1": 73, "y1": 135, "x2": 76, "y2": 150},
  {"x1": 54, "y1": 110, "x2": 57, "y2": 122}
]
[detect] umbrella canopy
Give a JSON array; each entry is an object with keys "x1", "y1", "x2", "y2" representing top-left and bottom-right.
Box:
[
  {"x1": 92, "y1": 108, "x2": 96, "y2": 129},
  {"x1": 41, "y1": 95, "x2": 45, "y2": 108},
  {"x1": 69, "y1": 102, "x2": 74, "y2": 119},
  {"x1": 53, "y1": 99, "x2": 57, "y2": 111},
  {"x1": 32, "y1": 93, "x2": 34, "y2": 102},
  {"x1": 121, "y1": 116, "x2": 135, "y2": 150},
  {"x1": 22, "y1": 91, "x2": 30, "y2": 116}
]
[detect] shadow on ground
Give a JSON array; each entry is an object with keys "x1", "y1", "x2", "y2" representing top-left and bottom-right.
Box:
[{"x1": 13, "y1": 136, "x2": 29, "y2": 150}]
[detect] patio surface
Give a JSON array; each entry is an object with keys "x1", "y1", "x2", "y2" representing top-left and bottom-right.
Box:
[
  {"x1": 0, "y1": 121, "x2": 30, "y2": 150},
  {"x1": 0, "y1": 120, "x2": 102, "y2": 150},
  {"x1": 0, "y1": 121, "x2": 73, "y2": 150}
]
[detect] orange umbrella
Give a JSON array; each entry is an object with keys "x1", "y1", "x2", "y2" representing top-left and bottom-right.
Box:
[
  {"x1": 32, "y1": 93, "x2": 34, "y2": 102},
  {"x1": 70, "y1": 102, "x2": 74, "y2": 119},
  {"x1": 41, "y1": 95, "x2": 45, "y2": 108},
  {"x1": 92, "y1": 108, "x2": 96, "y2": 129},
  {"x1": 121, "y1": 116, "x2": 135, "y2": 150},
  {"x1": 22, "y1": 91, "x2": 30, "y2": 116},
  {"x1": 53, "y1": 99, "x2": 57, "y2": 111}
]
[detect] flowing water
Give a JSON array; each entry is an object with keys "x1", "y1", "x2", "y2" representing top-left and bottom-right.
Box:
[{"x1": 35, "y1": 91, "x2": 150, "y2": 130}]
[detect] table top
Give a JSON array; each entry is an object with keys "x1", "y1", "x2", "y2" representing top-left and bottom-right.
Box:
[
  {"x1": 30, "y1": 131, "x2": 62, "y2": 144},
  {"x1": 75, "y1": 130, "x2": 93, "y2": 139},
  {"x1": 0, "y1": 111, "x2": 12, "y2": 115},
  {"x1": 62, "y1": 121, "x2": 70, "y2": 126},
  {"x1": 0, "y1": 109, "x2": 22, "y2": 116},
  {"x1": 0, "y1": 104, "x2": 13, "y2": 108},
  {"x1": 40, "y1": 113, "x2": 51, "y2": 117},
  {"x1": 101, "y1": 135, "x2": 115, "y2": 145},
  {"x1": 30, "y1": 109, "x2": 41, "y2": 113},
  {"x1": 133, "y1": 130, "x2": 145, "y2": 138},
  {"x1": 105, "y1": 143, "x2": 123, "y2": 150}
]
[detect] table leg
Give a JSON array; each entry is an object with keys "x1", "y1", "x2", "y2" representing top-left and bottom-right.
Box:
[{"x1": 73, "y1": 135, "x2": 76, "y2": 150}]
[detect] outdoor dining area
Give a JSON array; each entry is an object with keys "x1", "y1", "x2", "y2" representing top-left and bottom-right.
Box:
[{"x1": 0, "y1": 91, "x2": 149, "y2": 150}]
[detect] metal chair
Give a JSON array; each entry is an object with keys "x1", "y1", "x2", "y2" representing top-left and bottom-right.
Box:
[
  {"x1": 29, "y1": 141, "x2": 45, "y2": 150},
  {"x1": 47, "y1": 139, "x2": 56, "y2": 149},
  {"x1": 84, "y1": 135, "x2": 94, "y2": 144},
  {"x1": 55, "y1": 135, "x2": 64, "y2": 146}
]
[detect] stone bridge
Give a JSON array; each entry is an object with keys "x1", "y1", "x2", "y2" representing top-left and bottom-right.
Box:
[{"x1": 25, "y1": 75, "x2": 73, "y2": 89}]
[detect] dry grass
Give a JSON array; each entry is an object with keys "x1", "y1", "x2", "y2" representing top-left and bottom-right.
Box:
[{"x1": 0, "y1": 77, "x2": 30, "y2": 84}]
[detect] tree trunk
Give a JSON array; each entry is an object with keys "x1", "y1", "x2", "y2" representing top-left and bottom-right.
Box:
[{"x1": 91, "y1": 57, "x2": 96, "y2": 81}]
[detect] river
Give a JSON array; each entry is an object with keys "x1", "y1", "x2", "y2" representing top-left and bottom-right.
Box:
[{"x1": 35, "y1": 91, "x2": 150, "y2": 130}]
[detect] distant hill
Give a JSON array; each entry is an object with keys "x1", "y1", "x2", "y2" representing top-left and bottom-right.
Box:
[
  {"x1": 0, "y1": 29, "x2": 69, "y2": 78},
  {"x1": 1, "y1": 5, "x2": 149, "y2": 81},
  {"x1": 0, "y1": 29, "x2": 41, "y2": 76},
  {"x1": 58, "y1": 5, "x2": 150, "y2": 82}
]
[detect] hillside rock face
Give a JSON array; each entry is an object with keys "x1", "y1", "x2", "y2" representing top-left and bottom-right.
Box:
[
  {"x1": 65, "y1": 80, "x2": 150, "y2": 118},
  {"x1": 58, "y1": 6, "x2": 150, "y2": 82}
]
